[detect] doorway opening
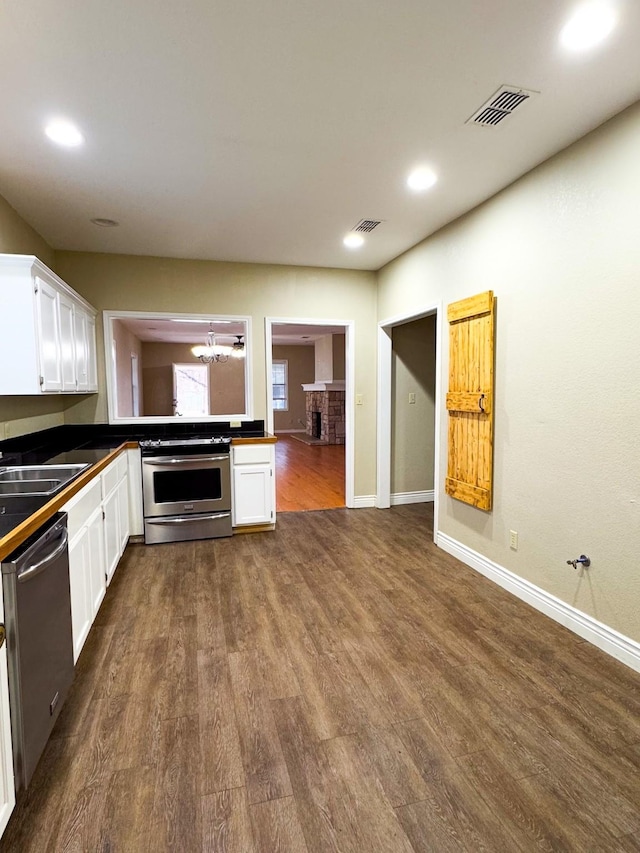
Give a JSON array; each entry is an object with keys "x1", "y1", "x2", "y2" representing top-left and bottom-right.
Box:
[
  {"x1": 377, "y1": 304, "x2": 442, "y2": 542},
  {"x1": 265, "y1": 318, "x2": 355, "y2": 512}
]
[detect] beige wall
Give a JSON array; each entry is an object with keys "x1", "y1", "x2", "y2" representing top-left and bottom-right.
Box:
[
  {"x1": 391, "y1": 316, "x2": 436, "y2": 495},
  {"x1": 0, "y1": 193, "x2": 74, "y2": 439},
  {"x1": 332, "y1": 334, "x2": 345, "y2": 380},
  {"x1": 378, "y1": 101, "x2": 640, "y2": 642},
  {"x1": 272, "y1": 344, "x2": 315, "y2": 432},
  {"x1": 314, "y1": 335, "x2": 334, "y2": 381},
  {"x1": 56, "y1": 253, "x2": 378, "y2": 497},
  {"x1": 140, "y1": 342, "x2": 245, "y2": 416},
  {"x1": 112, "y1": 319, "x2": 143, "y2": 417}
]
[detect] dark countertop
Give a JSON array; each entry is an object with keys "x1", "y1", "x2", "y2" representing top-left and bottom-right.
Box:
[
  {"x1": 0, "y1": 445, "x2": 127, "y2": 562},
  {"x1": 0, "y1": 511, "x2": 37, "y2": 540},
  {"x1": 45, "y1": 447, "x2": 121, "y2": 467},
  {"x1": 0, "y1": 420, "x2": 273, "y2": 560}
]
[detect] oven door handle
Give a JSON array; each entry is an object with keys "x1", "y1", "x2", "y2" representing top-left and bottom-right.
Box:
[
  {"x1": 146, "y1": 512, "x2": 231, "y2": 525},
  {"x1": 143, "y1": 455, "x2": 230, "y2": 465}
]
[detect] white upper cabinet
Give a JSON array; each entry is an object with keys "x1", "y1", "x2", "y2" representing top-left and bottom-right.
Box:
[
  {"x1": 0, "y1": 255, "x2": 98, "y2": 395},
  {"x1": 73, "y1": 306, "x2": 98, "y2": 393}
]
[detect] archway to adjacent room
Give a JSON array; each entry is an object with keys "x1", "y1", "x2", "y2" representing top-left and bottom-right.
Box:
[
  {"x1": 376, "y1": 303, "x2": 442, "y2": 542},
  {"x1": 265, "y1": 317, "x2": 355, "y2": 511}
]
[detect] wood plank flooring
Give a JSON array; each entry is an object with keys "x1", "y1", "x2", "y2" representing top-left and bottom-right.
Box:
[
  {"x1": 275, "y1": 434, "x2": 345, "y2": 512},
  {"x1": 2, "y1": 504, "x2": 640, "y2": 852}
]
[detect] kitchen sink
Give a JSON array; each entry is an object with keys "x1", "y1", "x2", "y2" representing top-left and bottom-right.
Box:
[{"x1": 0, "y1": 464, "x2": 90, "y2": 496}]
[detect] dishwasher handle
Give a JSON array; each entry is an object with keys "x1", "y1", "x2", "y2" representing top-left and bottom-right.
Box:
[{"x1": 17, "y1": 528, "x2": 69, "y2": 584}]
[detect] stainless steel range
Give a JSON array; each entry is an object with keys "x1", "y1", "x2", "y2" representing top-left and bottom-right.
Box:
[{"x1": 140, "y1": 436, "x2": 232, "y2": 544}]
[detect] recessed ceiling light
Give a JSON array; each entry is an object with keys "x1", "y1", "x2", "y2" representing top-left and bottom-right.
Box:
[
  {"x1": 560, "y1": 2, "x2": 617, "y2": 51},
  {"x1": 90, "y1": 217, "x2": 119, "y2": 227},
  {"x1": 407, "y1": 166, "x2": 438, "y2": 192},
  {"x1": 44, "y1": 119, "x2": 84, "y2": 148},
  {"x1": 343, "y1": 233, "x2": 365, "y2": 249}
]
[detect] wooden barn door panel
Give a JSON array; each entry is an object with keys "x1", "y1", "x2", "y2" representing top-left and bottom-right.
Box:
[{"x1": 446, "y1": 291, "x2": 495, "y2": 510}]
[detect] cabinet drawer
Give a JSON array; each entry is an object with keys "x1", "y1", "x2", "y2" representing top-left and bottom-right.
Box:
[
  {"x1": 233, "y1": 444, "x2": 273, "y2": 465},
  {"x1": 64, "y1": 475, "x2": 101, "y2": 539},
  {"x1": 101, "y1": 456, "x2": 121, "y2": 498}
]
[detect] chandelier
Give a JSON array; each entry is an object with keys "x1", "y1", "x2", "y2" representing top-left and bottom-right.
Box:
[
  {"x1": 191, "y1": 324, "x2": 230, "y2": 364},
  {"x1": 231, "y1": 335, "x2": 245, "y2": 358}
]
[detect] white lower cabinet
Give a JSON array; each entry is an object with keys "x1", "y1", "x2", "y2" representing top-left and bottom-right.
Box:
[
  {"x1": 68, "y1": 507, "x2": 106, "y2": 663},
  {"x1": 68, "y1": 521, "x2": 94, "y2": 662},
  {"x1": 0, "y1": 584, "x2": 15, "y2": 836},
  {"x1": 232, "y1": 443, "x2": 276, "y2": 527},
  {"x1": 64, "y1": 452, "x2": 130, "y2": 662},
  {"x1": 103, "y1": 487, "x2": 120, "y2": 586},
  {"x1": 127, "y1": 447, "x2": 144, "y2": 536},
  {"x1": 87, "y1": 507, "x2": 106, "y2": 621},
  {"x1": 103, "y1": 454, "x2": 129, "y2": 586}
]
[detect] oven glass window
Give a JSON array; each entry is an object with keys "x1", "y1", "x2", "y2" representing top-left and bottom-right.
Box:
[{"x1": 153, "y1": 468, "x2": 223, "y2": 503}]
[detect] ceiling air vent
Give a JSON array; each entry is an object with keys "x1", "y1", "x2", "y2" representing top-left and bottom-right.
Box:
[
  {"x1": 353, "y1": 219, "x2": 383, "y2": 233},
  {"x1": 466, "y1": 85, "x2": 538, "y2": 128}
]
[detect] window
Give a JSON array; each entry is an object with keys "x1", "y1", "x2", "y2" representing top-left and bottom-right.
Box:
[
  {"x1": 272, "y1": 359, "x2": 288, "y2": 411},
  {"x1": 173, "y1": 363, "x2": 209, "y2": 416}
]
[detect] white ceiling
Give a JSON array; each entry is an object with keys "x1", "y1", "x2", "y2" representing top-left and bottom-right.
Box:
[
  {"x1": 116, "y1": 317, "x2": 246, "y2": 344},
  {"x1": 1, "y1": 1, "x2": 639, "y2": 271},
  {"x1": 271, "y1": 324, "x2": 345, "y2": 346},
  {"x1": 116, "y1": 316, "x2": 340, "y2": 345}
]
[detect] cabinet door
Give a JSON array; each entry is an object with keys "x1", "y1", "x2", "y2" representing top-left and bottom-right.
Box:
[
  {"x1": 87, "y1": 507, "x2": 106, "y2": 618},
  {"x1": 0, "y1": 585, "x2": 15, "y2": 835},
  {"x1": 116, "y1": 476, "x2": 130, "y2": 555},
  {"x1": 232, "y1": 464, "x2": 273, "y2": 525},
  {"x1": 35, "y1": 277, "x2": 62, "y2": 392},
  {"x1": 59, "y1": 292, "x2": 76, "y2": 392},
  {"x1": 73, "y1": 307, "x2": 89, "y2": 392},
  {"x1": 103, "y1": 487, "x2": 120, "y2": 586},
  {"x1": 68, "y1": 527, "x2": 93, "y2": 663},
  {"x1": 86, "y1": 314, "x2": 98, "y2": 392}
]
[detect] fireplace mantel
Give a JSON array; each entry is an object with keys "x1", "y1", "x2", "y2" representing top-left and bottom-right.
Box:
[{"x1": 301, "y1": 380, "x2": 346, "y2": 392}]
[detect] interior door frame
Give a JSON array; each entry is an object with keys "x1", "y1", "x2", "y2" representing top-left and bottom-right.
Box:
[
  {"x1": 265, "y1": 317, "x2": 355, "y2": 509},
  {"x1": 376, "y1": 302, "x2": 442, "y2": 542}
]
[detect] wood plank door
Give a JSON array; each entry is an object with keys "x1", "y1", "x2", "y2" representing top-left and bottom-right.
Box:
[{"x1": 446, "y1": 290, "x2": 495, "y2": 510}]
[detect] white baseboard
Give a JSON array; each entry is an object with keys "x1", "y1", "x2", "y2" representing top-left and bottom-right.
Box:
[
  {"x1": 391, "y1": 490, "x2": 435, "y2": 506},
  {"x1": 353, "y1": 495, "x2": 376, "y2": 508},
  {"x1": 437, "y1": 532, "x2": 640, "y2": 674}
]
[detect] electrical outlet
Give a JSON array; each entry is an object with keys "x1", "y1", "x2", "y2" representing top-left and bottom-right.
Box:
[
  {"x1": 509, "y1": 530, "x2": 518, "y2": 550},
  {"x1": 356, "y1": 394, "x2": 363, "y2": 406},
  {"x1": 409, "y1": 392, "x2": 416, "y2": 404}
]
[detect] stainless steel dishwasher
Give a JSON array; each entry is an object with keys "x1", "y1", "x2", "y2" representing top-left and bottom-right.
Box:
[{"x1": 1, "y1": 512, "x2": 74, "y2": 790}]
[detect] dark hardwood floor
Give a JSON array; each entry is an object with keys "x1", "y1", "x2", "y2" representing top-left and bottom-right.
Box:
[
  {"x1": 2, "y1": 504, "x2": 640, "y2": 851},
  {"x1": 275, "y1": 434, "x2": 345, "y2": 512}
]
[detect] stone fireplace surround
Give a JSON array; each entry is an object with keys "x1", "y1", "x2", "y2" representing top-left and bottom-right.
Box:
[{"x1": 303, "y1": 381, "x2": 345, "y2": 445}]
